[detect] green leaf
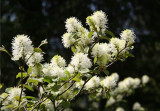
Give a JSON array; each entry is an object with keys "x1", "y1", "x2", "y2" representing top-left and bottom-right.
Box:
[
  {"x1": 62, "y1": 101, "x2": 70, "y2": 108},
  {"x1": 34, "y1": 48, "x2": 42, "y2": 52},
  {"x1": 106, "y1": 30, "x2": 115, "y2": 37},
  {"x1": 43, "y1": 76, "x2": 52, "y2": 83},
  {"x1": 125, "y1": 51, "x2": 135, "y2": 58},
  {"x1": 106, "y1": 92, "x2": 110, "y2": 99},
  {"x1": 69, "y1": 33, "x2": 77, "y2": 39},
  {"x1": 51, "y1": 85, "x2": 60, "y2": 92},
  {"x1": 103, "y1": 70, "x2": 109, "y2": 75},
  {"x1": 27, "y1": 66, "x2": 32, "y2": 74},
  {"x1": 72, "y1": 73, "x2": 81, "y2": 82},
  {"x1": 100, "y1": 36, "x2": 110, "y2": 40},
  {"x1": 94, "y1": 57, "x2": 97, "y2": 64},
  {"x1": 71, "y1": 46, "x2": 76, "y2": 53},
  {"x1": 84, "y1": 73, "x2": 92, "y2": 79},
  {"x1": 6, "y1": 105, "x2": 13, "y2": 108},
  {"x1": 16, "y1": 72, "x2": 28, "y2": 78},
  {"x1": 24, "y1": 96, "x2": 35, "y2": 99},
  {"x1": 24, "y1": 85, "x2": 34, "y2": 91},
  {"x1": 0, "y1": 83, "x2": 3, "y2": 89},
  {"x1": 88, "y1": 31, "x2": 94, "y2": 38},
  {"x1": 65, "y1": 70, "x2": 71, "y2": 77},
  {"x1": 92, "y1": 70, "x2": 100, "y2": 74},
  {"x1": 60, "y1": 76, "x2": 68, "y2": 81},
  {"x1": 27, "y1": 79, "x2": 39, "y2": 85},
  {"x1": 90, "y1": 93, "x2": 96, "y2": 99},
  {"x1": 98, "y1": 30, "x2": 103, "y2": 37},
  {"x1": 14, "y1": 96, "x2": 21, "y2": 101}
]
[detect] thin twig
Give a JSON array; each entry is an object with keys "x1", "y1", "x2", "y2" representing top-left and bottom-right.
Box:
[
  {"x1": 71, "y1": 79, "x2": 90, "y2": 101},
  {"x1": 59, "y1": 73, "x2": 78, "y2": 89},
  {"x1": 31, "y1": 82, "x2": 75, "y2": 111}
]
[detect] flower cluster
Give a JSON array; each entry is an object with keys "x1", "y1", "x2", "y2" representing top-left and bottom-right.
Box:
[
  {"x1": 0, "y1": 10, "x2": 149, "y2": 111},
  {"x1": 106, "y1": 75, "x2": 149, "y2": 107},
  {"x1": 12, "y1": 35, "x2": 33, "y2": 60},
  {"x1": 86, "y1": 10, "x2": 108, "y2": 33}
]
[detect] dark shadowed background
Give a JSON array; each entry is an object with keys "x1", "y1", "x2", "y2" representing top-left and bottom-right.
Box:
[{"x1": 1, "y1": 0, "x2": 160, "y2": 111}]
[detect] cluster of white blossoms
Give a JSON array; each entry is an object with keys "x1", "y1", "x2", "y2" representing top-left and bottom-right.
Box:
[
  {"x1": 26, "y1": 52, "x2": 43, "y2": 66},
  {"x1": 86, "y1": 10, "x2": 108, "y2": 33},
  {"x1": 0, "y1": 87, "x2": 26, "y2": 110},
  {"x1": 85, "y1": 76, "x2": 101, "y2": 90},
  {"x1": 120, "y1": 29, "x2": 136, "y2": 46},
  {"x1": 11, "y1": 35, "x2": 34, "y2": 60},
  {"x1": 70, "y1": 53, "x2": 92, "y2": 70},
  {"x1": 0, "y1": 10, "x2": 150, "y2": 111},
  {"x1": 132, "y1": 102, "x2": 144, "y2": 111},
  {"x1": 91, "y1": 31, "x2": 135, "y2": 66},
  {"x1": 62, "y1": 33, "x2": 75, "y2": 48},
  {"x1": 63, "y1": 17, "x2": 91, "y2": 49},
  {"x1": 101, "y1": 73, "x2": 119, "y2": 89},
  {"x1": 42, "y1": 55, "x2": 66, "y2": 78},
  {"x1": 92, "y1": 43, "x2": 114, "y2": 66},
  {"x1": 116, "y1": 107, "x2": 125, "y2": 111},
  {"x1": 142, "y1": 75, "x2": 149, "y2": 84},
  {"x1": 106, "y1": 75, "x2": 149, "y2": 107}
]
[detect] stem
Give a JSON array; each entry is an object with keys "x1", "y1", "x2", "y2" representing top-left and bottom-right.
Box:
[
  {"x1": 56, "y1": 81, "x2": 75, "y2": 99},
  {"x1": 31, "y1": 82, "x2": 75, "y2": 111},
  {"x1": 70, "y1": 79, "x2": 90, "y2": 101},
  {"x1": 59, "y1": 73, "x2": 78, "y2": 89}
]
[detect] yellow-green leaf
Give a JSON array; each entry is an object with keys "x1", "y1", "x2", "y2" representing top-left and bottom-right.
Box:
[
  {"x1": 88, "y1": 31, "x2": 94, "y2": 38},
  {"x1": 94, "y1": 57, "x2": 97, "y2": 64},
  {"x1": 16, "y1": 72, "x2": 28, "y2": 78},
  {"x1": 34, "y1": 48, "x2": 42, "y2": 52}
]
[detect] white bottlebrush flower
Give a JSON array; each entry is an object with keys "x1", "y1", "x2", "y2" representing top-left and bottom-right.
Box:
[
  {"x1": 142, "y1": 75, "x2": 149, "y2": 84},
  {"x1": 106, "y1": 97, "x2": 115, "y2": 106},
  {"x1": 41, "y1": 39, "x2": 48, "y2": 45},
  {"x1": 70, "y1": 53, "x2": 92, "y2": 69},
  {"x1": 116, "y1": 107, "x2": 125, "y2": 111},
  {"x1": 101, "y1": 75, "x2": 117, "y2": 89},
  {"x1": 87, "y1": 10, "x2": 108, "y2": 33},
  {"x1": 85, "y1": 76, "x2": 100, "y2": 90},
  {"x1": 65, "y1": 17, "x2": 82, "y2": 33},
  {"x1": 26, "y1": 52, "x2": 43, "y2": 66},
  {"x1": 42, "y1": 63, "x2": 65, "y2": 78},
  {"x1": 66, "y1": 64, "x2": 75, "y2": 75},
  {"x1": 75, "y1": 80, "x2": 85, "y2": 89},
  {"x1": 8, "y1": 87, "x2": 25, "y2": 102},
  {"x1": 120, "y1": 29, "x2": 136, "y2": 45},
  {"x1": 133, "y1": 78, "x2": 141, "y2": 88},
  {"x1": 116, "y1": 94, "x2": 123, "y2": 102},
  {"x1": 92, "y1": 43, "x2": 111, "y2": 57},
  {"x1": 51, "y1": 55, "x2": 66, "y2": 67},
  {"x1": 12, "y1": 35, "x2": 34, "y2": 60},
  {"x1": 110, "y1": 72, "x2": 119, "y2": 82},
  {"x1": 62, "y1": 33, "x2": 76, "y2": 48},
  {"x1": 133, "y1": 102, "x2": 144, "y2": 111},
  {"x1": 91, "y1": 43, "x2": 113, "y2": 66},
  {"x1": 118, "y1": 77, "x2": 134, "y2": 93},
  {"x1": 77, "y1": 27, "x2": 92, "y2": 46},
  {"x1": 110, "y1": 38, "x2": 126, "y2": 53}
]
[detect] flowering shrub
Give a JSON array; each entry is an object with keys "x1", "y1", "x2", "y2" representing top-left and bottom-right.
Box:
[{"x1": 0, "y1": 11, "x2": 149, "y2": 111}]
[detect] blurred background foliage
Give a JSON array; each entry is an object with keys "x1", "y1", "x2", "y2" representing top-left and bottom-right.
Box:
[{"x1": 0, "y1": 0, "x2": 160, "y2": 111}]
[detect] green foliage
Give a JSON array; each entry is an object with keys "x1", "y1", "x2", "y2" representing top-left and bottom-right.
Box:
[
  {"x1": 88, "y1": 31, "x2": 94, "y2": 38},
  {"x1": 16, "y1": 72, "x2": 28, "y2": 78},
  {"x1": 34, "y1": 48, "x2": 43, "y2": 53},
  {"x1": 62, "y1": 101, "x2": 71, "y2": 108}
]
